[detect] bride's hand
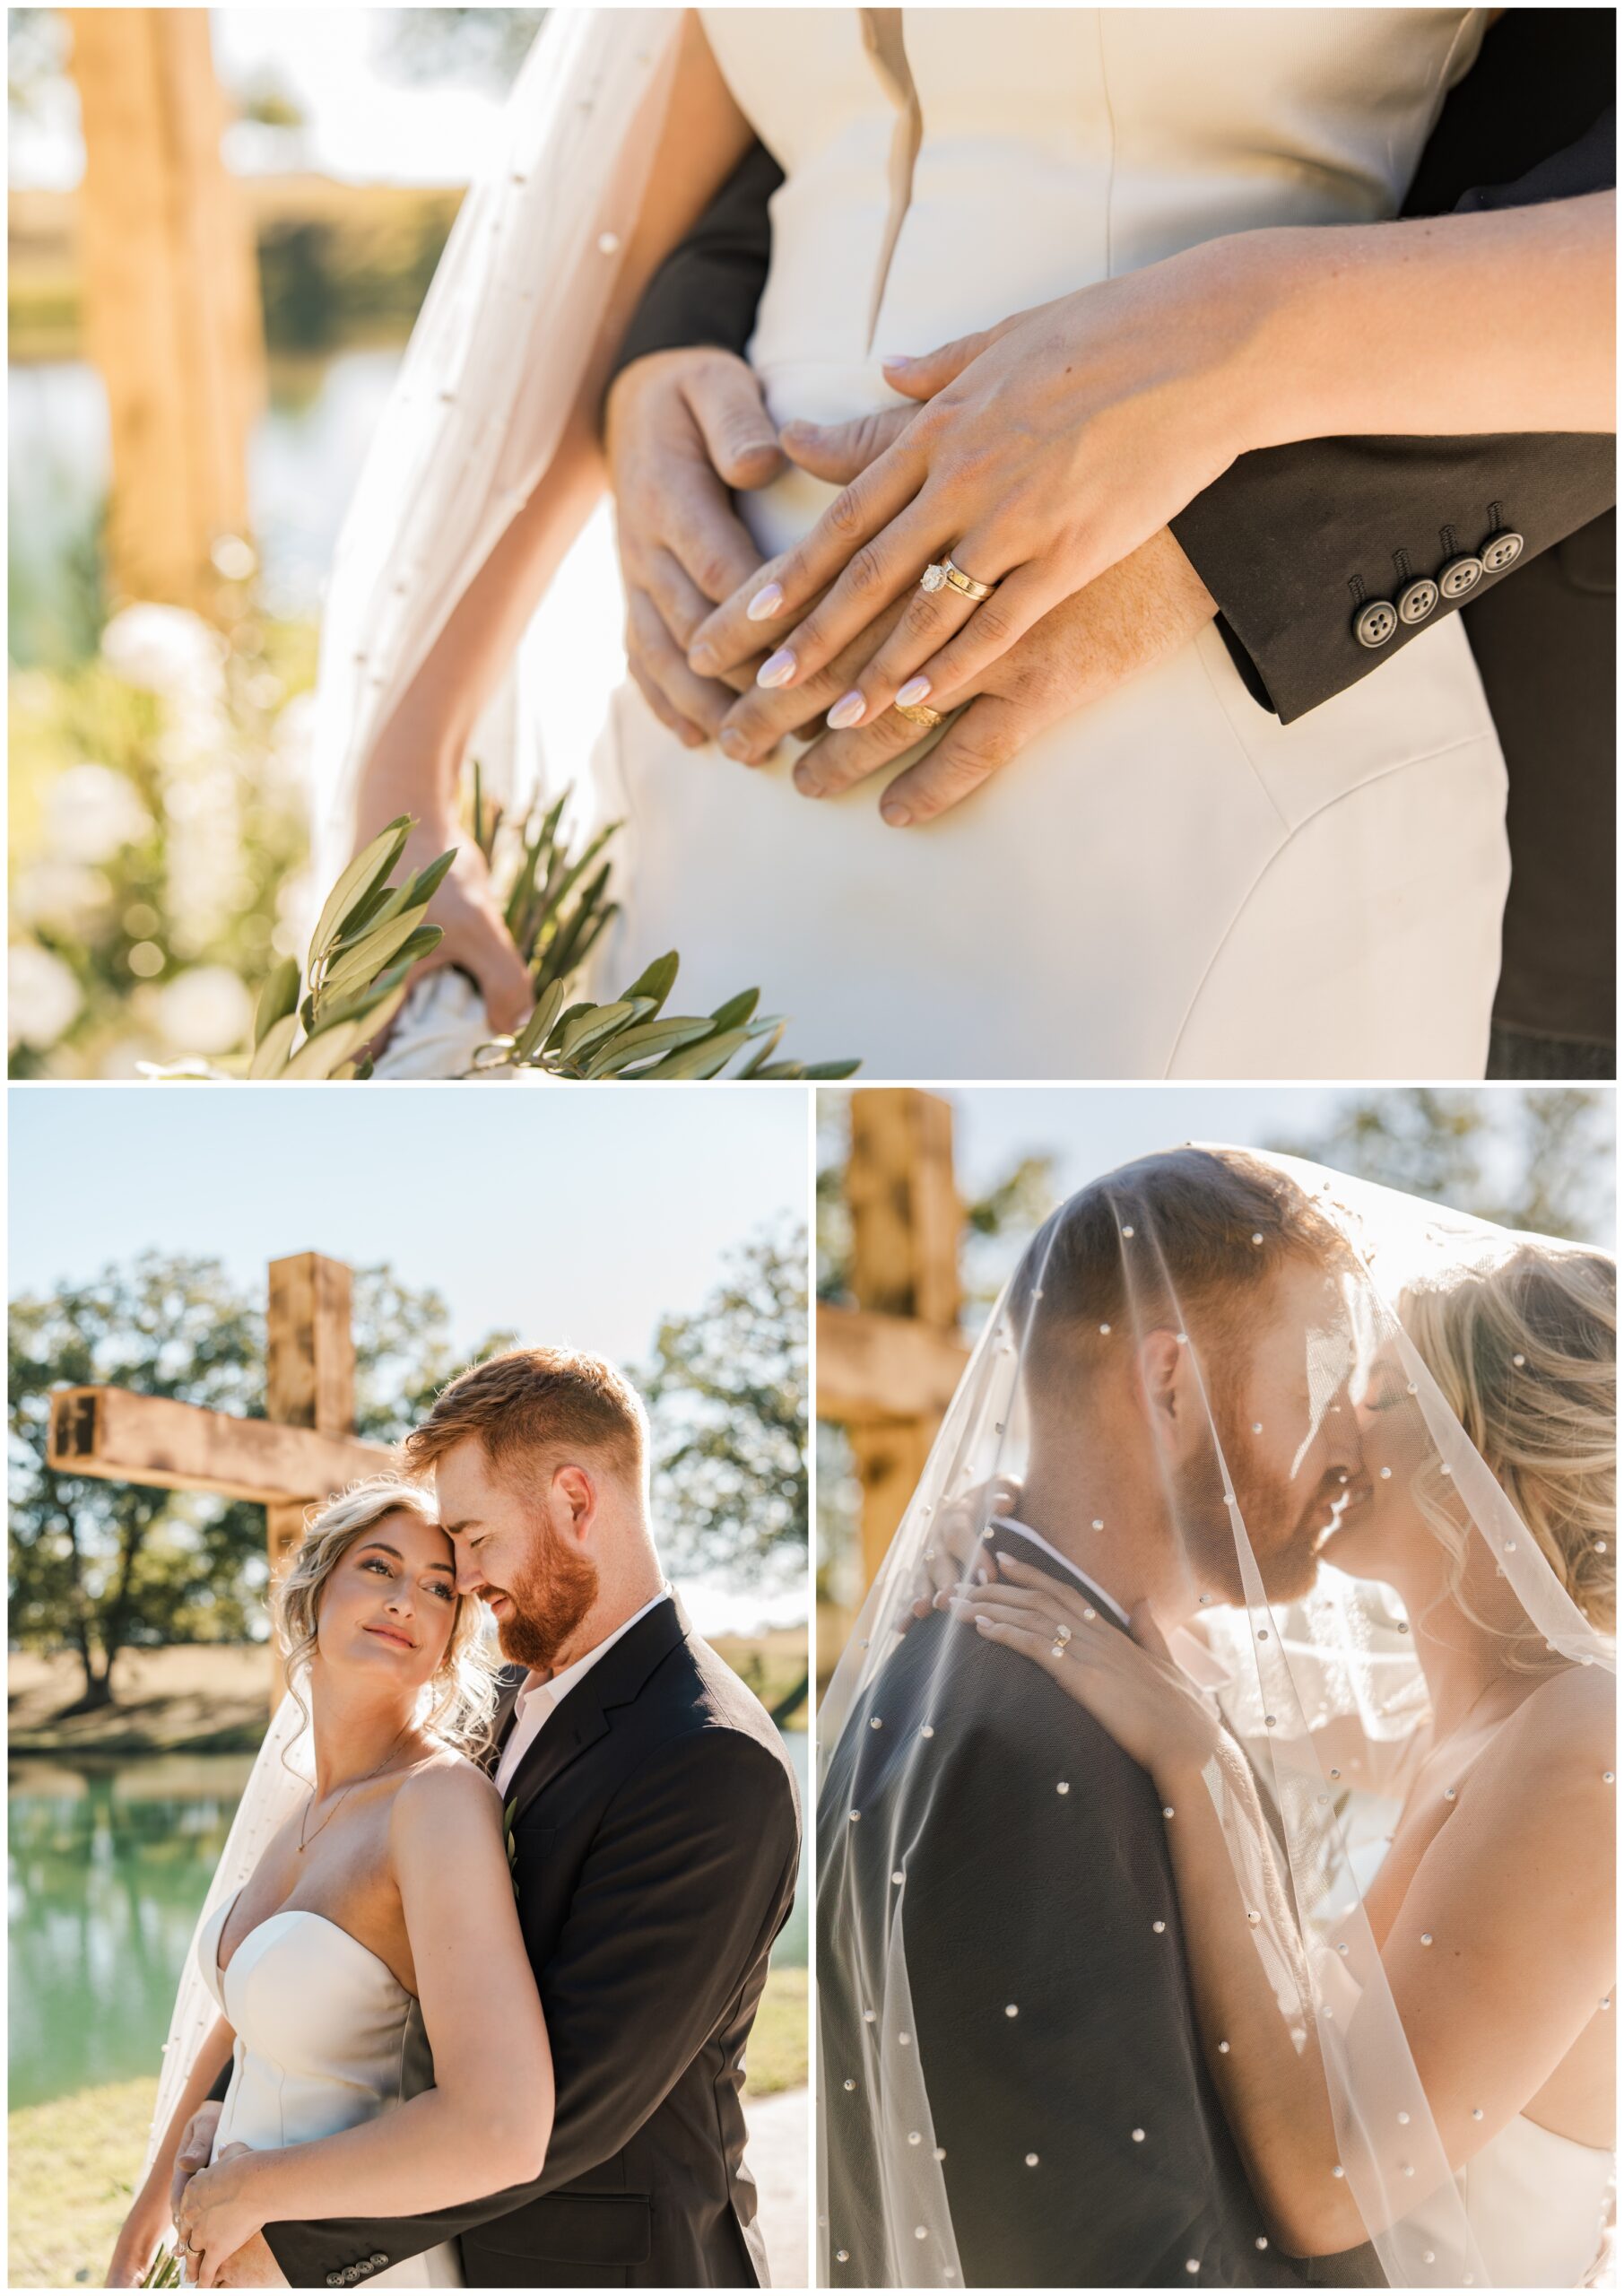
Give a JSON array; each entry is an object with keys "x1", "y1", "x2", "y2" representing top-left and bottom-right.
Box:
[
  {"x1": 955, "y1": 1555, "x2": 1220, "y2": 1779},
  {"x1": 890, "y1": 1475, "x2": 1022, "y2": 1633},
  {"x1": 687, "y1": 231, "x2": 1269, "y2": 719},
  {"x1": 360, "y1": 818, "x2": 534, "y2": 1054},
  {"x1": 175, "y1": 2144, "x2": 263, "y2": 2289}
]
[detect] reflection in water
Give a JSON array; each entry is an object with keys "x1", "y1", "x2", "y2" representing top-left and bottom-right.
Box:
[
  {"x1": 8, "y1": 1754, "x2": 255, "y2": 2110},
  {"x1": 10, "y1": 1732, "x2": 809, "y2": 2110}
]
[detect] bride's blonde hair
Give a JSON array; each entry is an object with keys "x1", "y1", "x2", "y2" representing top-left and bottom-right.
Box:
[
  {"x1": 1402, "y1": 1244, "x2": 1615, "y2": 1662},
  {"x1": 272, "y1": 1475, "x2": 502, "y2": 1759}
]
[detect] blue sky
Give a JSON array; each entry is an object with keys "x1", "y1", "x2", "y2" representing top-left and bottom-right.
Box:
[{"x1": 9, "y1": 1084, "x2": 810, "y2": 1363}]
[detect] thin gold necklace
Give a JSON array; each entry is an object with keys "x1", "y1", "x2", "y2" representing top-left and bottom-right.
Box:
[{"x1": 299, "y1": 1721, "x2": 416, "y2": 1854}]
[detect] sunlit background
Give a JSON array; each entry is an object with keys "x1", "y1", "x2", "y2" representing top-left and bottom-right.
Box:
[
  {"x1": 11, "y1": 9, "x2": 629, "y2": 1078},
  {"x1": 815, "y1": 1083, "x2": 1617, "y2": 1678},
  {"x1": 8, "y1": 1083, "x2": 811, "y2": 2283}
]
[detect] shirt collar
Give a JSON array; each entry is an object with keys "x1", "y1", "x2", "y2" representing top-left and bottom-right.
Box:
[
  {"x1": 989, "y1": 1516, "x2": 1233, "y2": 1691},
  {"x1": 514, "y1": 1584, "x2": 672, "y2": 1715},
  {"x1": 990, "y1": 1517, "x2": 1133, "y2": 1630}
]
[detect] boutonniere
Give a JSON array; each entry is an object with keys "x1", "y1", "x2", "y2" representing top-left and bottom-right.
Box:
[{"x1": 504, "y1": 1796, "x2": 520, "y2": 1900}]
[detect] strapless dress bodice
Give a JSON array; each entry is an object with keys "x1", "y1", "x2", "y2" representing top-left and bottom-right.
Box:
[
  {"x1": 198, "y1": 1892, "x2": 460, "y2": 2287},
  {"x1": 1451, "y1": 2113, "x2": 1613, "y2": 2288}
]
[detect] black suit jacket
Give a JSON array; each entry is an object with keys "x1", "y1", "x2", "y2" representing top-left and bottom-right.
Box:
[
  {"x1": 263, "y1": 1598, "x2": 802, "y2": 2289},
  {"x1": 611, "y1": 11, "x2": 1616, "y2": 1052},
  {"x1": 817, "y1": 1527, "x2": 1319, "y2": 2288}
]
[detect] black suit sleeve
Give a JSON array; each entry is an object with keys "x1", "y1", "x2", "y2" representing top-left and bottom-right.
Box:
[
  {"x1": 1170, "y1": 22, "x2": 1615, "y2": 723},
  {"x1": 262, "y1": 1731, "x2": 799, "y2": 2284},
  {"x1": 901, "y1": 1674, "x2": 1273, "y2": 2286},
  {"x1": 606, "y1": 138, "x2": 783, "y2": 389}
]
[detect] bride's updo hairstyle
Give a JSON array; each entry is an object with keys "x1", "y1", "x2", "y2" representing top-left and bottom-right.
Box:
[
  {"x1": 273, "y1": 1475, "x2": 503, "y2": 1758},
  {"x1": 1403, "y1": 1244, "x2": 1616, "y2": 1655}
]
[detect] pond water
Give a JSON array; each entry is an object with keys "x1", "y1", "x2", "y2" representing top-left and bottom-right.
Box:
[
  {"x1": 9, "y1": 348, "x2": 405, "y2": 646},
  {"x1": 9, "y1": 1729, "x2": 809, "y2": 2111}
]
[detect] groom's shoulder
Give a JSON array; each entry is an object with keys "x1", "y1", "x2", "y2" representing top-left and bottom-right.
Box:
[{"x1": 631, "y1": 1627, "x2": 800, "y2": 1793}]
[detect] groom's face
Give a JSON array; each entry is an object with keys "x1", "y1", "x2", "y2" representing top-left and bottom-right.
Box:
[
  {"x1": 1181, "y1": 1257, "x2": 1365, "y2": 1605},
  {"x1": 433, "y1": 1436, "x2": 600, "y2": 1672}
]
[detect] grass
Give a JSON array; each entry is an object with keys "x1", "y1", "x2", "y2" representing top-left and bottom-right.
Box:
[{"x1": 7, "y1": 1971, "x2": 807, "y2": 2289}]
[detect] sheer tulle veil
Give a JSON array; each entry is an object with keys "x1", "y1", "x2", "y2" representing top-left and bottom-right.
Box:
[
  {"x1": 308, "y1": 9, "x2": 683, "y2": 891},
  {"x1": 817, "y1": 1145, "x2": 1614, "y2": 2288}
]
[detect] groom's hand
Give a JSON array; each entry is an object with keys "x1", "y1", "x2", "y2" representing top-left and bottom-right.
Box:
[
  {"x1": 604, "y1": 347, "x2": 786, "y2": 746},
  {"x1": 171, "y1": 2101, "x2": 221, "y2": 2221},
  {"x1": 718, "y1": 525, "x2": 1216, "y2": 823},
  {"x1": 208, "y1": 2233, "x2": 287, "y2": 2289}
]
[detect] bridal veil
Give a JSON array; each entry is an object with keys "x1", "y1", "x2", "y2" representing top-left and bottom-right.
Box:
[{"x1": 817, "y1": 1147, "x2": 1614, "y2": 2287}]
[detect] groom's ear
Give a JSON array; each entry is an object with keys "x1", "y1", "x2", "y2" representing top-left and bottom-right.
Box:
[
  {"x1": 551, "y1": 1461, "x2": 596, "y2": 1540},
  {"x1": 1136, "y1": 1328, "x2": 1200, "y2": 1464}
]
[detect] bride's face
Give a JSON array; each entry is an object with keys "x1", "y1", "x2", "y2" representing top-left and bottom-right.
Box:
[
  {"x1": 1323, "y1": 1344, "x2": 1431, "y2": 1586},
  {"x1": 315, "y1": 1509, "x2": 460, "y2": 1690}
]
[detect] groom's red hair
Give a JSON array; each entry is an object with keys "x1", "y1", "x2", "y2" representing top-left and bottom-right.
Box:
[{"x1": 403, "y1": 1345, "x2": 647, "y2": 1487}]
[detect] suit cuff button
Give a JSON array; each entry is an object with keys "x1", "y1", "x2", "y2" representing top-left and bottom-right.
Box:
[
  {"x1": 1353, "y1": 599, "x2": 1398, "y2": 648},
  {"x1": 370, "y1": 2256, "x2": 390, "y2": 2268},
  {"x1": 1438, "y1": 553, "x2": 1484, "y2": 599},
  {"x1": 326, "y1": 2276, "x2": 343, "y2": 2287},
  {"x1": 1397, "y1": 577, "x2": 1438, "y2": 625},
  {"x1": 1481, "y1": 528, "x2": 1524, "y2": 573}
]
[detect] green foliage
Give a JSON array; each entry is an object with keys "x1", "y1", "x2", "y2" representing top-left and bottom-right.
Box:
[
  {"x1": 1272, "y1": 1086, "x2": 1614, "y2": 1242},
  {"x1": 9, "y1": 609, "x2": 317, "y2": 1078},
  {"x1": 7, "y1": 1253, "x2": 512, "y2": 1699},
  {"x1": 640, "y1": 1223, "x2": 808, "y2": 1592}
]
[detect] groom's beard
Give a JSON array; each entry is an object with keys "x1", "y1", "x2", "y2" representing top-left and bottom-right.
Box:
[
  {"x1": 1176, "y1": 1392, "x2": 1342, "y2": 1607},
  {"x1": 490, "y1": 1522, "x2": 599, "y2": 1673}
]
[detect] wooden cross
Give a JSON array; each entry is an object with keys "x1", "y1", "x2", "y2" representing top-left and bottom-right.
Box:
[
  {"x1": 47, "y1": 1253, "x2": 392, "y2": 1705},
  {"x1": 816, "y1": 1091, "x2": 970, "y2": 1591}
]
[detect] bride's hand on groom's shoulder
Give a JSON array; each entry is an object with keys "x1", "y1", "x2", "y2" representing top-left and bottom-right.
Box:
[
  {"x1": 689, "y1": 238, "x2": 1259, "y2": 734},
  {"x1": 716, "y1": 526, "x2": 1214, "y2": 826},
  {"x1": 605, "y1": 347, "x2": 787, "y2": 750},
  {"x1": 958, "y1": 1556, "x2": 1220, "y2": 1781}
]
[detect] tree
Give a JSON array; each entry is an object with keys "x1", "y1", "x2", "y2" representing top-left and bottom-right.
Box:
[
  {"x1": 640, "y1": 1222, "x2": 807, "y2": 1594},
  {"x1": 8, "y1": 1252, "x2": 511, "y2": 1705},
  {"x1": 1273, "y1": 1086, "x2": 1614, "y2": 1242}
]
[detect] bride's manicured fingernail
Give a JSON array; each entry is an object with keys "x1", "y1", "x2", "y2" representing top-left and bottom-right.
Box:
[
  {"x1": 757, "y1": 649, "x2": 796, "y2": 689},
  {"x1": 897, "y1": 675, "x2": 933, "y2": 708},
  {"x1": 827, "y1": 691, "x2": 866, "y2": 730},
  {"x1": 746, "y1": 581, "x2": 785, "y2": 622},
  {"x1": 881, "y1": 352, "x2": 917, "y2": 370},
  {"x1": 994, "y1": 1552, "x2": 1015, "y2": 1567}
]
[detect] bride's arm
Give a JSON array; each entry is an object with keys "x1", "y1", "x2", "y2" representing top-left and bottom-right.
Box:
[
  {"x1": 105, "y1": 2015, "x2": 235, "y2": 2283},
  {"x1": 178, "y1": 1766, "x2": 552, "y2": 2284},
  {"x1": 355, "y1": 10, "x2": 754, "y2": 848}
]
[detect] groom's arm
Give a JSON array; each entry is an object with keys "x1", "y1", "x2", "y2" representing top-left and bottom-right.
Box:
[
  {"x1": 1169, "y1": 12, "x2": 1615, "y2": 723},
  {"x1": 606, "y1": 136, "x2": 782, "y2": 391},
  {"x1": 260, "y1": 1729, "x2": 799, "y2": 2285}
]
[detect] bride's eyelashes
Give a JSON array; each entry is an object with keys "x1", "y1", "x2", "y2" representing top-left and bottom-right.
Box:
[{"x1": 358, "y1": 1553, "x2": 456, "y2": 1602}]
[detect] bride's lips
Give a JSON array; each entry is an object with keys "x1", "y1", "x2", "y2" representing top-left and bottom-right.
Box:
[{"x1": 362, "y1": 1622, "x2": 417, "y2": 1650}]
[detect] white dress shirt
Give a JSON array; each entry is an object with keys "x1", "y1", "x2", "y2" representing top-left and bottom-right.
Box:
[{"x1": 494, "y1": 1586, "x2": 671, "y2": 1797}]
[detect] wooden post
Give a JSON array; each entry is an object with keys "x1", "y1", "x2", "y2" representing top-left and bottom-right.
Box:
[
  {"x1": 265, "y1": 1255, "x2": 359, "y2": 1703},
  {"x1": 845, "y1": 1091, "x2": 961, "y2": 1588},
  {"x1": 64, "y1": 8, "x2": 265, "y2": 616}
]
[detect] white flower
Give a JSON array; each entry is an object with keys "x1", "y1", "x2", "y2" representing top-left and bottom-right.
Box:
[
  {"x1": 12, "y1": 860, "x2": 113, "y2": 929},
  {"x1": 9, "y1": 943, "x2": 83, "y2": 1049},
  {"x1": 153, "y1": 965, "x2": 254, "y2": 1056},
  {"x1": 100, "y1": 604, "x2": 226, "y2": 698},
  {"x1": 44, "y1": 763, "x2": 153, "y2": 864}
]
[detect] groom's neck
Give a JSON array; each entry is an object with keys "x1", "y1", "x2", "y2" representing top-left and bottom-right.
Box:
[
  {"x1": 548, "y1": 1526, "x2": 664, "y2": 1674},
  {"x1": 1017, "y1": 1451, "x2": 1189, "y2": 1627}
]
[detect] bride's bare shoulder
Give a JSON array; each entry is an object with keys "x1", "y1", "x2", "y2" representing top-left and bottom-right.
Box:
[
  {"x1": 1483, "y1": 1662, "x2": 1614, "y2": 1801},
  {"x1": 390, "y1": 1746, "x2": 503, "y2": 1831}
]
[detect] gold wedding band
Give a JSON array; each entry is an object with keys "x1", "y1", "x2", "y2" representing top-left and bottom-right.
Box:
[
  {"x1": 942, "y1": 553, "x2": 996, "y2": 601},
  {"x1": 893, "y1": 698, "x2": 945, "y2": 730}
]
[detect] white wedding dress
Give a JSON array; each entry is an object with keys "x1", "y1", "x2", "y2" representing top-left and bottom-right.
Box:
[
  {"x1": 577, "y1": 6, "x2": 1510, "y2": 1080},
  {"x1": 199, "y1": 1892, "x2": 465, "y2": 2288},
  {"x1": 1441, "y1": 2113, "x2": 1614, "y2": 2288}
]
